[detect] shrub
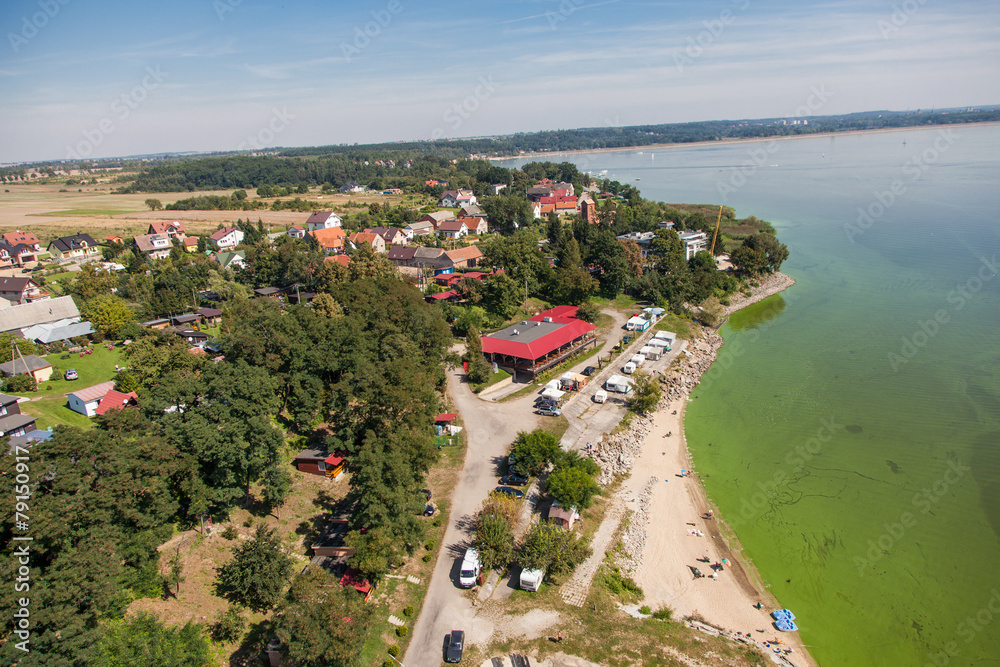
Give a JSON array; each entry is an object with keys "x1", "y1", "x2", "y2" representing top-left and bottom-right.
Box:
[
  {"x1": 91, "y1": 330, "x2": 105, "y2": 344},
  {"x1": 601, "y1": 566, "x2": 643, "y2": 600},
  {"x1": 424, "y1": 540, "x2": 435, "y2": 551},
  {"x1": 639, "y1": 605, "x2": 651, "y2": 615},
  {"x1": 388, "y1": 645, "x2": 401, "y2": 657},
  {"x1": 402, "y1": 605, "x2": 414, "y2": 618},
  {"x1": 395, "y1": 626, "x2": 408, "y2": 638},
  {"x1": 48, "y1": 340, "x2": 64, "y2": 353},
  {"x1": 421, "y1": 554, "x2": 432, "y2": 563},
  {"x1": 384, "y1": 661, "x2": 395, "y2": 667},
  {"x1": 432, "y1": 517, "x2": 442, "y2": 527},
  {"x1": 652, "y1": 606, "x2": 674, "y2": 621},
  {"x1": 212, "y1": 606, "x2": 246, "y2": 642},
  {"x1": 220, "y1": 526, "x2": 239, "y2": 540},
  {"x1": 242, "y1": 516, "x2": 253, "y2": 528}
]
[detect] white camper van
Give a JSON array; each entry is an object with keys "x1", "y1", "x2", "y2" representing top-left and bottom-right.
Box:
[
  {"x1": 458, "y1": 548, "x2": 481, "y2": 588},
  {"x1": 594, "y1": 390, "x2": 608, "y2": 404}
]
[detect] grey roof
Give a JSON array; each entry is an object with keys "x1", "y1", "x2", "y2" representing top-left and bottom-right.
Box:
[
  {"x1": 0, "y1": 413, "x2": 37, "y2": 436},
  {"x1": 0, "y1": 354, "x2": 51, "y2": 376},
  {"x1": 488, "y1": 320, "x2": 563, "y2": 345},
  {"x1": 0, "y1": 392, "x2": 20, "y2": 407},
  {"x1": 0, "y1": 295, "x2": 81, "y2": 333},
  {"x1": 34, "y1": 321, "x2": 94, "y2": 344},
  {"x1": 48, "y1": 234, "x2": 98, "y2": 253},
  {"x1": 413, "y1": 247, "x2": 445, "y2": 260}
]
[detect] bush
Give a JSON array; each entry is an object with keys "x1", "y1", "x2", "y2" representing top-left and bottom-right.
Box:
[
  {"x1": 91, "y1": 330, "x2": 105, "y2": 344},
  {"x1": 402, "y1": 605, "x2": 414, "y2": 618},
  {"x1": 421, "y1": 554, "x2": 432, "y2": 563},
  {"x1": 48, "y1": 340, "x2": 64, "y2": 353},
  {"x1": 639, "y1": 605, "x2": 651, "y2": 615},
  {"x1": 4, "y1": 374, "x2": 37, "y2": 394},
  {"x1": 424, "y1": 540, "x2": 435, "y2": 551},
  {"x1": 395, "y1": 626, "x2": 408, "y2": 638},
  {"x1": 652, "y1": 606, "x2": 674, "y2": 621},
  {"x1": 388, "y1": 645, "x2": 401, "y2": 657},
  {"x1": 601, "y1": 566, "x2": 643, "y2": 600},
  {"x1": 212, "y1": 606, "x2": 246, "y2": 642},
  {"x1": 432, "y1": 517, "x2": 442, "y2": 527},
  {"x1": 220, "y1": 526, "x2": 239, "y2": 540},
  {"x1": 384, "y1": 661, "x2": 395, "y2": 667}
]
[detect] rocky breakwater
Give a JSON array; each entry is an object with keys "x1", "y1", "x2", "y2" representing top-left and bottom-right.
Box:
[
  {"x1": 589, "y1": 414, "x2": 655, "y2": 486},
  {"x1": 724, "y1": 271, "x2": 796, "y2": 316},
  {"x1": 617, "y1": 476, "x2": 658, "y2": 574},
  {"x1": 658, "y1": 331, "x2": 724, "y2": 404}
]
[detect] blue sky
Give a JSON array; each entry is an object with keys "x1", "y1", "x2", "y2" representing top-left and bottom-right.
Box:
[{"x1": 2, "y1": 0, "x2": 998, "y2": 163}]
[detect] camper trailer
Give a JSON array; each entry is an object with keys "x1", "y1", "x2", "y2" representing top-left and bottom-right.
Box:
[
  {"x1": 641, "y1": 345, "x2": 662, "y2": 360},
  {"x1": 630, "y1": 354, "x2": 646, "y2": 367},
  {"x1": 625, "y1": 316, "x2": 651, "y2": 332},
  {"x1": 606, "y1": 375, "x2": 633, "y2": 393},
  {"x1": 594, "y1": 390, "x2": 608, "y2": 403},
  {"x1": 520, "y1": 568, "x2": 545, "y2": 592}
]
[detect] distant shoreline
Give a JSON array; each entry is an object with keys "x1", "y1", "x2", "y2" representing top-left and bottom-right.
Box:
[{"x1": 491, "y1": 120, "x2": 1000, "y2": 162}]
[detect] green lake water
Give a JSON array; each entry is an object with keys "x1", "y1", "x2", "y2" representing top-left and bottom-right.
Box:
[{"x1": 504, "y1": 126, "x2": 1000, "y2": 665}]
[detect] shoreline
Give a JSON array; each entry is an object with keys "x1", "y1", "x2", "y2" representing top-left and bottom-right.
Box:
[
  {"x1": 592, "y1": 271, "x2": 810, "y2": 665},
  {"x1": 490, "y1": 120, "x2": 1000, "y2": 162}
]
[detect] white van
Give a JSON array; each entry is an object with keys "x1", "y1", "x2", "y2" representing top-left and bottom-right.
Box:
[
  {"x1": 594, "y1": 390, "x2": 608, "y2": 404},
  {"x1": 458, "y1": 548, "x2": 481, "y2": 588},
  {"x1": 623, "y1": 362, "x2": 637, "y2": 374},
  {"x1": 520, "y1": 568, "x2": 545, "y2": 592}
]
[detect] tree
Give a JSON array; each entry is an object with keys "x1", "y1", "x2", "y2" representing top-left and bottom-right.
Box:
[
  {"x1": 216, "y1": 525, "x2": 293, "y2": 612},
  {"x1": 464, "y1": 324, "x2": 491, "y2": 384},
  {"x1": 83, "y1": 294, "x2": 135, "y2": 339},
  {"x1": 519, "y1": 522, "x2": 592, "y2": 575},
  {"x1": 211, "y1": 606, "x2": 246, "y2": 643},
  {"x1": 261, "y1": 464, "x2": 293, "y2": 519},
  {"x1": 92, "y1": 613, "x2": 210, "y2": 667},
  {"x1": 474, "y1": 512, "x2": 514, "y2": 571},
  {"x1": 481, "y1": 194, "x2": 533, "y2": 235},
  {"x1": 575, "y1": 299, "x2": 601, "y2": 323},
  {"x1": 477, "y1": 490, "x2": 522, "y2": 531},
  {"x1": 312, "y1": 292, "x2": 344, "y2": 318},
  {"x1": 274, "y1": 568, "x2": 374, "y2": 667},
  {"x1": 510, "y1": 429, "x2": 561, "y2": 476},
  {"x1": 348, "y1": 243, "x2": 396, "y2": 281},
  {"x1": 743, "y1": 232, "x2": 789, "y2": 273},
  {"x1": 166, "y1": 551, "x2": 184, "y2": 598},
  {"x1": 547, "y1": 466, "x2": 600, "y2": 510},
  {"x1": 629, "y1": 371, "x2": 661, "y2": 415},
  {"x1": 482, "y1": 272, "x2": 522, "y2": 320},
  {"x1": 145, "y1": 198, "x2": 163, "y2": 211}
]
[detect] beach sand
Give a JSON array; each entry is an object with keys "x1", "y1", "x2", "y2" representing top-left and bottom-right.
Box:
[{"x1": 623, "y1": 397, "x2": 817, "y2": 666}]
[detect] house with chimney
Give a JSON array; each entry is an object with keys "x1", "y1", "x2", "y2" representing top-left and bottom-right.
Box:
[
  {"x1": 46, "y1": 234, "x2": 100, "y2": 260},
  {"x1": 305, "y1": 212, "x2": 342, "y2": 231}
]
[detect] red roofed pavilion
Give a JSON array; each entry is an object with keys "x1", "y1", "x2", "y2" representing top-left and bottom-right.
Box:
[{"x1": 480, "y1": 306, "x2": 597, "y2": 378}]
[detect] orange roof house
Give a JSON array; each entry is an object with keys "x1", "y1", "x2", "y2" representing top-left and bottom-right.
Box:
[
  {"x1": 325, "y1": 254, "x2": 351, "y2": 267},
  {"x1": 309, "y1": 227, "x2": 346, "y2": 254}
]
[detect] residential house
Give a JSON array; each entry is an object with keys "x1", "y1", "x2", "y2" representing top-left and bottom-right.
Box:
[
  {"x1": 444, "y1": 245, "x2": 483, "y2": 269},
  {"x1": 526, "y1": 184, "x2": 553, "y2": 201},
  {"x1": 489, "y1": 183, "x2": 507, "y2": 195},
  {"x1": 287, "y1": 225, "x2": 307, "y2": 239},
  {"x1": 215, "y1": 250, "x2": 246, "y2": 270},
  {"x1": 424, "y1": 179, "x2": 449, "y2": 187},
  {"x1": 439, "y1": 189, "x2": 476, "y2": 208},
  {"x1": 458, "y1": 204, "x2": 484, "y2": 219},
  {"x1": 0, "y1": 277, "x2": 47, "y2": 306},
  {"x1": 419, "y1": 211, "x2": 455, "y2": 229},
  {"x1": 461, "y1": 216, "x2": 488, "y2": 236},
  {"x1": 325, "y1": 254, "x2": 351, "y2": 268},
  {"x1": 437, "y1": 219, "x2": 469, "y2": 240},
  {"x1": 305, "y1": 212, "x2": 342, "y2": 231},
  {"x1": 404, "y1": 221, "x2": 435, "y2": 238},
  {"x1": 134, "y1": 233, "x2": 173, "y2": 260},
  {"x1": 140, "y1": 318, "x2": 171, "y2": 329},
  {"x1": 173, "y1": 327, "x2": 209, "y2": 346},
  {"x1": 340, "y1": 181, "x2": 364, "y2": 193},
  {"x1": 171, "y1": 313, "x2": 203, "y2": 327},
  {"x1": 2, "y1": 231, "x2": 41, "y2": 252},
  {"x1": 293, "y1": 447, "x2": 348, "y2": 478},
  {"x1": 94, "y1": 389, "x2": 139, "y2": 416},
  {"x1": 46, "y1": 234, "x2": 100, "y2": 260},
  {"x1": 347, "y1": 232, "x2": 386, "y2": 254},
  {"x1": 209, "y1": 226, "x2": 244, "y2": 250},
  {"x1": 0, "y1": 295, "x2": 80, "y2": 334},
  {"x1": 363, "y1": 226, "x2": 406, "y2": 246},
  {"x1": 529, "y1": 202, "x2": 542, "y2": 220},
  {"x1": 0, "y1": 240, "x2": 38, "y2": 267},
  {"x1": 678, "y1": 230, "x2": 710, "y2": 259},
  {"x1": 309, "y1": 227, "x2": 346, "y2": 254},
  {"x1": 147, "y1": 221, "x2": 186, "y2": 238},
  {"x1": 198, "y1": 307, "x2": 223, "y2": 324},
  {"x1": 0, "y1": 393, "x2": 37, "y2": 438},
  {"x1": 105, "y1": 234, "x2": 124, "y2": 245},
  {"x1": 0, "y1": 355, "x2": 53, "y2": 383},
  {"x1": 67, "y1": 381, "x2": 116, "y2": 417},
  {"x1": 182, "y1": 237, "x2": 199, "y2": 252},
  {"x1": 386, "y1": 246, "x2": 417, "y2": 267},
  {"x1": 551, "y1": 181, "x2": 575, "y2": 197},
  {"x1": 388, "y1": 246, "x2": 451, "y2": 271}
]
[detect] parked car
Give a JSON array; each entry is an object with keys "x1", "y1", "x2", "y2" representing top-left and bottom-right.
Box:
[
  {"x1": 582, "y1": 365, "x2": 597, "y2": 376},
  {"x1": 495, "y1": 486, "x2": 524, "y2": 500},
  {"x1": 534, "y1": 397, "x2": 557, "y2": 408},
  {"x1": 445, "y1": 630, "x2": 465, "y2": 663},
  {"x1": 536, "y1": 407, "x2": 561, "y2": 417},
  {"x1": 20, "y1": 267, "x2": 31, "y2": 273},
  {"x1": 458, "y1": 549, "x2": 480, "y2": 588},
  {"x1": 64, "y1": 369, "x2": 78, "y2": 381},
  {"x1": 423, "y1": 504, "x2": 435, "y2": 517},
  {"x1": 499, "y1": 473, "x2": 528, "y2": 486}
]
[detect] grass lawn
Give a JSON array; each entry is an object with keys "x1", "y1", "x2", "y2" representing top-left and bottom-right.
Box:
[
  {"x1": 655, "y1": 312, "x2": 696, "y2": 339},
  {"x1": 471, "y1": 367, "x2": 511, "y2": 393},
  {"x1": 13, "y1": 345, "x2": 124, "y2": 429}
]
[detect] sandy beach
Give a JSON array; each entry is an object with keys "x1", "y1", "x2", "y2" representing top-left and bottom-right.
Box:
[
  {"x1": 490, "y1": 120, "x2": 1000, "y2": 162},
  {"x1": 603, "y1": 272, "x2": 814, "y2": 665}
]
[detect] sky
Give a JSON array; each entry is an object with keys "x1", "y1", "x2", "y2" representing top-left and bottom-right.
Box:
[{"x1": 2, "y1": 0, "x2": 998, "y2": 164}]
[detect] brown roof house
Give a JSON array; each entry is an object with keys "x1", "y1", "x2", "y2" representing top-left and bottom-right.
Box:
[
  {"x1": 437, "y1": 219, "x2": 469, "y2": 240},
  {"x1": 305, "y1": 211, "x2": 342, "y2": 231},
  {"x1": 347, "y1": 232, "x2": 386, "y2": 254},
  {"x1": 418, "y1": 211, "x2": 455, "y2": 229},
  {"x1": 2, "y1": 231, "x2": 41, "y2": 252},
  {"x1": 148, "y1": 221, "x2": 186, "y2": 238},
  {"x1": 134, "y1": 233, "x2": 172, "y2": 260},
  {"x1": 0, "y1": 277, "x2": 48, "y2": 306},
  {"x1": 0, "y1": 392, "x2": 37, "y2": 438},
  {"x1": 209, "y1": 226, "x2": 245, "y2": 250},
  {"x1": 444, "y1": 245, "x2": 483, "y2": 269}
]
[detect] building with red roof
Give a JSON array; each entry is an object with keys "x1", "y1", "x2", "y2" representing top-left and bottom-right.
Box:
[
  {"x1": 95, "y1": 390, "x2": 139, "y2": 416},
  {"x1": 480, "y1": 306, "x2": 597, "y2": 378},
  {"x1": 339, "y1": 568, "x2": 373, "y2": 601}
]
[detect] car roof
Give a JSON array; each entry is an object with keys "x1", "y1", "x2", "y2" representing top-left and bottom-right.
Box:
[{"x1": 451, "y1": 630, "x2": 464, "y2": 640}]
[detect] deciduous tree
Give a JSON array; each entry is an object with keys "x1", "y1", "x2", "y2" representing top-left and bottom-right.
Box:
[{"x1": 216, "y1": 525, "x2": 293, "y2": 612}]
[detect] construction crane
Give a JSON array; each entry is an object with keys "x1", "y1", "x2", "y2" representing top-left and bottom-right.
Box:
[{"x1": 710, "y1": 205, "x2": 723, "y2": 256}]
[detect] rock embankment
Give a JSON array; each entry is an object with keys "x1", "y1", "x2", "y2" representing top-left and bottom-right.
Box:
[
  {"x1": 724, "y1": 271, "x2": 796, "y2": 315},
  {"x1": 589, "y1": 415, "x2": 654, "y2": 485},
  {"x1": 657, "y1": 332, "x2": 724, "y2": 404},
  {"x1": 617, "y1": 476, "x2": 658, "y2": 574}
]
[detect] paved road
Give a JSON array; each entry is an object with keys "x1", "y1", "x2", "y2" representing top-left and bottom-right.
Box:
[{"x1": 405, "y1": 369, "x2": 541, "y2": 667}]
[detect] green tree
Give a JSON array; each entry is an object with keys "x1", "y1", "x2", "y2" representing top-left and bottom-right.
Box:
[
  {"x1": 166, "y1": 551, "x2": 184, "y2": 598},
  {"x1": 510, "y1": 429, "x2": 560, "y2": 476},
  {"x1": 261, "y1": 464, "x2": 293, "y2": 519},
  {"x1": 482, "y1": 272, "x2": 521, "y2": 320},
  {"x1": 743, "y1": 232, "x2": 789, "y2": 273},
  {"x1": 211, "y1": 606, "x2": 246, "y2": 643},
  {"x1": 547, "y1": 466, "x2": 600, "y2": 510},
  {"x1": 481, "y1": 194, "x2": 533, "y2": 235},
  {"x1": 519, "y1": 521, "x2": 592, "y2": 575},
  {"x1": 216, "y1": 525, "x2": 293, "y2": 612},
  {"x1": 629, "y1": 371, "x2": 661, "y2": 415},
  {"x1": 145, "y1": 198, "x2": 163, "y2": 211},
  {"x1": 575, "y1": 299, "x2": 601, "y2": 323},
  {"x1": 474, "y1": 512, "x2": 514, "y2": 571},
  {"x1": 92, "y1": 613, "x2": 210, "y2": 667},
  {"x1": 83, "y1": 294, "x2": 135, "y2": 339},
  {"x1": 464, "y1": 324, "x2": 491, "y2": 384},
  {"x1": 312, "y1": 292, "x2": 344, "y2": 318},
  {"x1": 274, "y1": 568, "x2": 374, "y2": 667}
]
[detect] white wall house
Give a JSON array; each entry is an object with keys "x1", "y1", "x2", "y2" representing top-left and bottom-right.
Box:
[
  {"x1": 210, "y1": 226, "x2": 245, "y2": 250},
  {"x1": 67, "y1": 381, "x2": 115, "y2": 417},
  {"x1": 305, "y1": 212, "x2": 343, "y2": 231}
]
